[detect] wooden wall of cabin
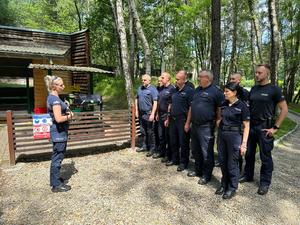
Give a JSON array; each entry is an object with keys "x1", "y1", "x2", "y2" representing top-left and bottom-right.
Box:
[
  {"x1": 33, "y1": 58, "x2": 72, "y2": 109},
  {"x1": 71, "y1": 30, "x2": 91, "y2": 95}
]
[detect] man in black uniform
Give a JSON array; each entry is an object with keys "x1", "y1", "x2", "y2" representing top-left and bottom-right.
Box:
[
  {"x1": 230, "y1": 73, "x2": 249, "y2": 105},
  {"x1": 153, "y1": 76, "x2": 164, "y2": 157},
  {"x1": 240, "y1": 64, "x2": 288, "y2": 195},
  {"x1": 186, "y1": 70, "x2": 224, "y2": 185},
  {"x1": 135, "y1": 74, "x2": 159, "y2": 156},
  {"x1": 154, "y1": 72, "x2": 176, "y2": 161},
  {"x1": 166, "y1": 70, "x2": 194, "y2": 171}
]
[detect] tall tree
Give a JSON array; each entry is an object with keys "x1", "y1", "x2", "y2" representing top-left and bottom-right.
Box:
[
  {"x1": 128, "y1": 1, "x2": 137, "y2": 80},
  {"x1": 211, "y1": 0, "x2": 221, "y2": 85},
  {"x1": 73, "y1": 0, "x2": 82, "y2": 30},
  {"x1": 228, "y1": 0, "x2": 238, "y2": 80},
  {"x1": 110, "y1": 0, "x2": 134, "y2": 107},
  {"x1": 268, "y1": 0, "x2": 280, "y2": 84},
  {"x1": 248, "y1": 0, "x2": 262, "y2": 63},
  {"x1": 128, "y1": 0, "x2": 151, "y2": 75},
  {"x1": 280, "y1": 1, "x2": 300, "y2": 102},
  {"x1": 0, "y1": 0, "x2": 15, "y2": 25}
]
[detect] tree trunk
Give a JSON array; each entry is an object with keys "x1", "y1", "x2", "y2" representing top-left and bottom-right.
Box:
[
  {"x1": 228, "y1": 0, "x2": 238, "y2": 82},
  {"x1": 128, "y1": 2, "x2": 136, "y2": 81},
  {"x1": 268, "y1": 0, "x2": 280, "y2": 85},
  {"x1": 280, "y1": 7, "x2": 299, "y2": 103},
  {"x1": 110, "y1": 0, "x2": 124, "y2": 76},
  {"x1": 110, "y1": 0, "x2": 134, "y2": 107},
  {"x1": 250, "y1": 21, "x2": 256, "y2": 76},
  {"x1": 248, "y1": 0, "x2": 262, "y2": 63},
  {"x1": 74, "y1": 0, "x2": 82, "y2": 30},
  {"x1": 128, "y1": 0, "x2": 151, "y2": 75},
  {"x1": 211, "y1": 0, "x2": 221, "y2": 85}
]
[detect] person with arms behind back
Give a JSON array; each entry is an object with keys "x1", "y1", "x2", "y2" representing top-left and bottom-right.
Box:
[{"x1": 44, "y1": 75, "x2": 73, "y2": 193}]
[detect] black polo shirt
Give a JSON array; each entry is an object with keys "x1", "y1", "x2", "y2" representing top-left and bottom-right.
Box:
[
  {"x1": 158, "y1": 84, "x2": 176, "y2": 114},
  {"x1": 157, "y1": 85, "x2": 164, "y2": 93},
  {"x1": 239, "y1": 87, "x2": 250, "y2": 105},
  {"x1": 191, "y1": 84, "x2": 224, "y2": 123},
  {"x1": 220, "y1": 100, "x2": 250, "y2": 127},
  {"x1": 137, "y1": 84, "x2": 158, "y2": 112},
  {"x1": 185, "y1": 80, "x2": 195, "y2": 89},
  {"x1": 170, "y1": 84, "x2": 194, "y2": 117},
  {"x1": 249, "y1": 83, "x2": 285, "y2": 121}
]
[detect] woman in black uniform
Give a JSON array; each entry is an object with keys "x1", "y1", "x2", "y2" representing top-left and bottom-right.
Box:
[{"x1": 216, "y1": 82, "x2": 250, "y2": 199}]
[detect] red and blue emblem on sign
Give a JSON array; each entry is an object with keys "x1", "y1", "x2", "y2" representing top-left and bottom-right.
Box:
[{"x1": 32, "y1": 114, "x2": 52, "y2": 139}]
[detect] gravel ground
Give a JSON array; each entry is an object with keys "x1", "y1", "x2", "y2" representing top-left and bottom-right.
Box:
[{"x1": 0, "y1": 115, "x2": 299, "y2": 225}]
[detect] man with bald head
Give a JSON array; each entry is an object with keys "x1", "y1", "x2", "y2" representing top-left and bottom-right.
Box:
[
  {"x1": 154, "y1": 72, "x2": 176, "y2": 161},
  {"x1": 230, "y1": 72, "x2": 249, "y2": 105},
  {"x1": 166, "y1": 70, "x2": 194, "y2": 171}
]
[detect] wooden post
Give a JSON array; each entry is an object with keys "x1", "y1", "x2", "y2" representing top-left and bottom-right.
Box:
[
  {"x1": 131, "y1": 105, "x2": 136, "y2": 150},
  {"x1": 6, "y1": 110, "x2": 16, "y2": 165}
]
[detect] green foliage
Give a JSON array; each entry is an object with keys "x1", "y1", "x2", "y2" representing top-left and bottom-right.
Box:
[
  {"x1": 3, "y1": 0, "x2": 299, "y2": 100},
  {"x1": 93, "y1": 75, "x2": 163, "y2": 110},
  {"x1": 288, "y1": 103, "x2": 300, "y2": 114},
  {"x1": 86, "y1": 0, "x2": 118, "y2": 66},
  {"x1": 93, "y1": 75, "x2": 129, "y2": 110},
  {"x1": 7, "y1": 0, "x2": 91, "y2": 32},
  {"x1": 0, "y1": 0, "x2": 16, "y2": 25},
  {"x1": 274, "y1": 117, "x2": 297, "y2": 139}
]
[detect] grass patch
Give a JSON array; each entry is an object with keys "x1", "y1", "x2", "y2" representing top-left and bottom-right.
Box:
[
  {"x1": 274, "y1": 117, "x2": 297, "y2": 139},
  {"x1": 93, "y1": 75, "x2": 160, "y2": 110},
  {"x1": 288, "y1": 103, "x2": 300, "y2": 114}
]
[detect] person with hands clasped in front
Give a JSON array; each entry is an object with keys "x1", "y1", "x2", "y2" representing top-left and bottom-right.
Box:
[
  {"x1": 44, "y1": 75, "x2": 74, "y2": 193},
  {"x1": 215, "y1": 82, "x2": 250, "y2": 199}
]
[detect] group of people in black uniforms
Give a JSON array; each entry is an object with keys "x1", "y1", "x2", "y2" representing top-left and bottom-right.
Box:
[{"x1": 135, "y1": 64, "x2": 288, "y2": 199}]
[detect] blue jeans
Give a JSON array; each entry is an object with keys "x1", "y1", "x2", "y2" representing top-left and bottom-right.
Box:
[{"x1": 50, "y1": 142, "x2": 67, "y2": 187}]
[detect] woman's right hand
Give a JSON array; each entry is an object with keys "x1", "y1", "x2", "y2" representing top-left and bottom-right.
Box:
[{"x1": 240, "y1": 143, "x2": 247, "y2": 156}]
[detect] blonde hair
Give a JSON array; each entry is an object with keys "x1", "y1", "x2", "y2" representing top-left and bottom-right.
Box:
[
  {"x1": 142, "y1": 74, "x2": 151, "y2": 81},
  {"x1": 44, "y1": 75, "x2": 62, "y2": 93},
  {"x1": 161, "y1": 72, "x2": 171, "y2": 80}
]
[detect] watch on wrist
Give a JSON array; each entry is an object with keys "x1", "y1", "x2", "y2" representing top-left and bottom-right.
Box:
[{"x1": 273, "y1": 125, "x2": 280, "y2": 130}]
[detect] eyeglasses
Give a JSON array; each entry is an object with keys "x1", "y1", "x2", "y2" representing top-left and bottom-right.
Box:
[{"x1": 55, "y1": 83, "x2": 64, "y2": 87}]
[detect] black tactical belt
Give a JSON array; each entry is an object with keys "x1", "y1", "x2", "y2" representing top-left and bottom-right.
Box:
[
  {"x1": 192, "y1": 121, "x2": 214, "y2": 126},
  {"x1": 221, "y1": 125, "x2": 240, "y2": 132}
]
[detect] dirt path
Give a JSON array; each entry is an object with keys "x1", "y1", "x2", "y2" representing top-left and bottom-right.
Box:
[{"x1": 0, "y1": 113, "x2": 299, "y2": 225}]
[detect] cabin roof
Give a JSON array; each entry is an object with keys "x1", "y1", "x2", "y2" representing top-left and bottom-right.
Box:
[
  {"x1": 28, "y1": 63, "x2": 114, "y2": 74},
  {"x1": 0, "y1": 45, "x2": 70, "y2": 58}
]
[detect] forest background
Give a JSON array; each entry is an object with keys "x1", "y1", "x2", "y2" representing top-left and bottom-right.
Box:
[{"x1": 0, "y1": 0, "x2": 299, "y2": 109}]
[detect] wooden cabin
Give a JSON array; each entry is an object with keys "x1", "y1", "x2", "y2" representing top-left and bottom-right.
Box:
[{"x1": 0, "y1": 25, "x2": 92, "y2": 113}]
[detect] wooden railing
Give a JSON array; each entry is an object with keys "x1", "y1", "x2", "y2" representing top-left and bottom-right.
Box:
[{"x1": 6, "y1": 106, "x2": 139, "y2": 165}]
